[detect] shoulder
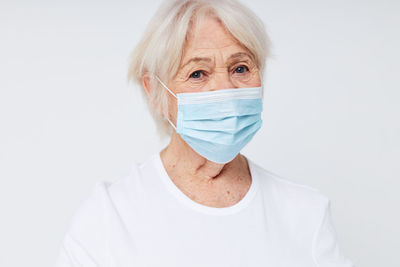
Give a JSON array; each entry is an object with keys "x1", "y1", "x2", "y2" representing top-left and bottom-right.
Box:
[
  {"x1": 249, "y1": 160, "x2": 354, "y2": 266},
  {"x1": 58, "y1": 169, "x2": 139, "y2": 266},
  {"x1": 65, "y1": 167, "x2": 139, "y2": 237},
  {"x1": 58, "y1": 159, "x2": 146, "y2": 264},
  {"x1": 58, "y1": 181, "x2": 112, "y2": 265},
  {"x1": 250, "y1": 159, "x2": 329, "y2": 204},
  {"x1": 66, "y1": 181, "x2": 111, "y2": 233},
  {"x1": 249, "y1": 159, "x2": 330, "y2": 229},
  {"x1": 56, "y1": 157, "x2": 160, "y2": 266}
]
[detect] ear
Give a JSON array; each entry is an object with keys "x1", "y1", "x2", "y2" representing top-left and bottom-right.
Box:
[
  {"x1": 141, "y1": 72, "x2": 160, "y2": 112},
  {"x1": 141, "y1": 72, "x2": 152, "y2": 98}
]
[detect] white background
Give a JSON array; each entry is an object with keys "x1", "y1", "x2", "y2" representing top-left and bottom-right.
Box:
[{"x1": 0, "y1": 0, "x2": 399, "y2": 266}]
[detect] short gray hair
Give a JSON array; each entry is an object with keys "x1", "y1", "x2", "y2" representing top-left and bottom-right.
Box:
[{"x1": 127, "y1": 0, "x2": 272, "y2": 138}]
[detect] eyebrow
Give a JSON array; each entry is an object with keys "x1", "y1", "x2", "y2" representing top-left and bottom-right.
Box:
[
  {"x1": 226, "y1": 52, "x2": 254, "y2": 64},
  {"x1": 180, "y1": 52, "x2": 253, "y2": 70},
  {"x1": 180, "y1": 57, "x2": 212, "y2": 69}
]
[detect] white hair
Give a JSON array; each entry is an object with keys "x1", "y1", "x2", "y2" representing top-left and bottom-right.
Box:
[{"x1": 127, "y1": 0, "x2": 272, "y2": 138}]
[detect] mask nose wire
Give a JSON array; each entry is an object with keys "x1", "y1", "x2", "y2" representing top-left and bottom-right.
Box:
[{"x1": 154, "y1": 75, "x2": 177, "y2": 131}]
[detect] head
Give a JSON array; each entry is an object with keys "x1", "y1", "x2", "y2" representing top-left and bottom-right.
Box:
[{"x1": 127, "y1": 0, "x2": 271, "y2": 138}]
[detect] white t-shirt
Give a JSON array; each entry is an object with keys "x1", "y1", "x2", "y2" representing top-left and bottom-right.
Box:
[{"x1": 55, "y1": 152, "x2": 354, "y2": 267}]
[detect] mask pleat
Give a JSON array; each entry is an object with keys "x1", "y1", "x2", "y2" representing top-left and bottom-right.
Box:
[
  {"x1": 182, "y1": 114, "x2": 261, "y2": 132},
  {"x1": 180, "y1": 119, "x2": 262, "y2": 145},
  {"x1": 179, "y1": 99, "x2": 262, "y2": 121}
]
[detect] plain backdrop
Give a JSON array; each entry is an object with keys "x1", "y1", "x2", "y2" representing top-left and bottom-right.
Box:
[{"x1": 0, "y1": 0, "x2": 399, "y2": 266}]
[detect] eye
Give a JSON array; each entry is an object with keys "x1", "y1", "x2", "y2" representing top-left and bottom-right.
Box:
[
  {"x1": 189, "y1": 70, "x2": 204, "y2": 79},
  {"x1": 234, "y1": 65, "x2": 249, "y2": 74}
]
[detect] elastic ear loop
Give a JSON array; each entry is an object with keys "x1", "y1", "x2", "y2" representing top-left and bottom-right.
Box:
[{"x1": 154, "y1": 75, "x2": 177, "y2": 131}]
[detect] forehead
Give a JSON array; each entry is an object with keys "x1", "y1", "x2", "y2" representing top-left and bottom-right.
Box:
[{"x1": 182, "y1": 16, "x2": 249, "y2": 62}]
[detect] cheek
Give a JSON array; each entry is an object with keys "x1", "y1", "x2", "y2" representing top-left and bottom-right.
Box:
[
  {"x1": 167, "y1": 94, "x2": 178, "y2": 117},
  {"x1": 252, "y1": 75, "x2": 261, "y2": 87},
  {"x1": 236, "y1": 72, "x2": 261, "y2": 87},
  {"x1": 251, "y1": 70, "x2": 262, "y2": 86}
]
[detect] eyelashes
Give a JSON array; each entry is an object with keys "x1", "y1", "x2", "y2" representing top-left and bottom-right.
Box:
[{"x1": 188, "y1": 65, "x2": 251, "y2": 81}]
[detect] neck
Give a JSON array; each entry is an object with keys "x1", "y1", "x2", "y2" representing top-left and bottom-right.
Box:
[{"x1": 160, "y1": 132, "x2": 249, "y2": 183}]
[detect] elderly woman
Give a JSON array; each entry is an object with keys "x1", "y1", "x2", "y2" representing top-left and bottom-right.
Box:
[{"x1": 56, "y1": 0, "x2": 354, "y2": 266}]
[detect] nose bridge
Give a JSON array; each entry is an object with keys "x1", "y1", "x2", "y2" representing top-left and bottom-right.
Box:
[{"x1": 209, "y1": 68, "x2": 236, "y2": 91}]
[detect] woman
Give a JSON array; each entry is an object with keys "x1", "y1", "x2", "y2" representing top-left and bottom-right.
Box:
[{"x1": 56, "y1": 0, "x2": 354, "y2": 266}]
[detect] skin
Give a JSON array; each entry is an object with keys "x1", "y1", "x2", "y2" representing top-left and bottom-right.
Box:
[{"x1": 142, "y1": 15, "x2": 261, "y2": 208}]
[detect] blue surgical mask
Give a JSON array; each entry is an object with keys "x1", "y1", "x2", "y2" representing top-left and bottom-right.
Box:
[{"x1": 155, "y1": 76, "x2": 263, "y2": 164}]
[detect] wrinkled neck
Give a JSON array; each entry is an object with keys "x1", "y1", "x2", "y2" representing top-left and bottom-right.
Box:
[
  {"x1": 160, "y1": 132, "x2": 251, "y2": 197},
  {"x1": 162, "y1": 132, "x2": 226, "y2": 179}
]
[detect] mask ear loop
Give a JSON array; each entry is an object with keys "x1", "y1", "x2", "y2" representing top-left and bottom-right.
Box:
[
  {"x1": 154, "y1": 75, "x2": 177, "y2": 131},
  {"x1": 155, "y1": 76, "x2": 177, "y2": 98}
]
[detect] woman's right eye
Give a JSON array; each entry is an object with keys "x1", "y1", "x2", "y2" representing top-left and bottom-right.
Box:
[{"x1": 189, "y1": 70, "x2": 204, "y2": 79}]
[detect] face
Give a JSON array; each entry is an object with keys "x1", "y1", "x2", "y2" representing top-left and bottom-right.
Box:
[{"x1": 166, "y1": 16, "x2": 261, "y2": 124}]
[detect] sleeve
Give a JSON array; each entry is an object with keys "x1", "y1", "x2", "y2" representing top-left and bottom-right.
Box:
[{"x1": 312, "y1": 199, "x2": 355, "y2": 267}]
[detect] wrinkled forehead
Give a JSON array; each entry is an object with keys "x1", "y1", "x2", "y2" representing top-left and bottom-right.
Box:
[{"x1": 181, "y1": 15, "x2": 255, "y2": 67}]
